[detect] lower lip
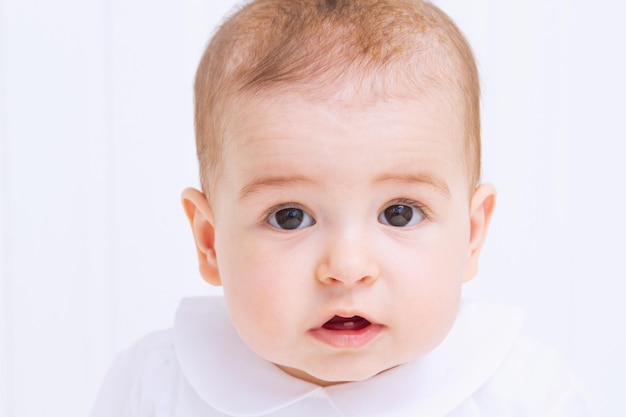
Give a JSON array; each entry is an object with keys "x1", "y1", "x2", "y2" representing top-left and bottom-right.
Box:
[{"x1": 309, "y1": 324, "x2": 384, "y2": 349}]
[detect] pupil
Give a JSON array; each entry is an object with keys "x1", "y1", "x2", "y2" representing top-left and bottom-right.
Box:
[
  {"x1": 384, "y1": 205, "x2": 413, "y2": 227},
  {"x1": 276, "y1": 208, "x2": 304, "y2": 229}
]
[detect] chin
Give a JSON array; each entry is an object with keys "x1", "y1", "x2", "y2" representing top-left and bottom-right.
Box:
[
  {"x1": 278, "y1": 361, "x2": 389, "y2": 386},
  {"x1": 310, "y1": 365, "x2": 391, "y2": 386}
]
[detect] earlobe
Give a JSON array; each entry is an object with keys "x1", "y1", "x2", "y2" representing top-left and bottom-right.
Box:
[
  {"x1": 463, "y1": 183, "x2": 497, "y2": 283},
  {"x1": 181, "y1": 187, "x2": 222, "y2": 286}
]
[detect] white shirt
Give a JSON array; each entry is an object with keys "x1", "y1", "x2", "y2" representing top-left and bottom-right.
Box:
[{"x1": 91, "y1": 297, "x2": 590, "y2": 417}]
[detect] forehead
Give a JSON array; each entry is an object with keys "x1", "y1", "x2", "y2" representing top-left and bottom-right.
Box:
[{"x1": 217, "y1": 88, "x2": 468, "y2": 194}]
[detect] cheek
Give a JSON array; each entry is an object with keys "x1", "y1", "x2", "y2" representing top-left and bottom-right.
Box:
[
  {"x1": 401, "y1": 219, "x2": 470, "y2": 283},
  {"x1": 215, "y1": 232, "x2": 274, "y2": 301},
  {"x1": 217, "y1": 231, "x2": 307, "y2": 289},
  {"x1": 392, "y1": 255, "x2": 462, "y2": 357},
  {"x1": 213, "y1": 227, "x2": 313, "y2": 335},
  {"x1": 386, "y1": 221, "x2": 468, "y2": 349},
  {"x1": 396, "y1": 245, "x2": 463, "y2": 319}
]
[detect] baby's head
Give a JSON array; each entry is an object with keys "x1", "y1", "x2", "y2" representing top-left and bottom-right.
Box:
[
  {"x1": 183, "y1": 0, "x2": 496, "y2": 386},
  {"x1": 194, "y1": 0, "x2": 482, "y2": 196}
]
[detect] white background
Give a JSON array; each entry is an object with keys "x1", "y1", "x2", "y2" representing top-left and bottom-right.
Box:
[{"x1": 1, "y1": 0, "x2": 624, "y2": 416}]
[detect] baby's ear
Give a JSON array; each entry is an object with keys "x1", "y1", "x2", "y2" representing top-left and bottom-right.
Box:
[
  {"x1": 463, "y1": 183, "x2": 496, "y2": 283},
  {"x1": 181, "y1": 188, "x2": 221, "y2": 286}
]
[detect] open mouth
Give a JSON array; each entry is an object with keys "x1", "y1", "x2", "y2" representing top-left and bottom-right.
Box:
[
  {"x1": 322, "y1": 315, "x2": 372, "y2": 331},
  {"x1": 309, "y1": 314, "x2": 378, "y2": 350},
  {"x1": 311, "y1": 314, "x2": 382, "y2": 348}
]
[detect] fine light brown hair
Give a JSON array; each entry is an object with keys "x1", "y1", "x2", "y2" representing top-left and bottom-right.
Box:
[{"x1": 194, "y1": 0, "x2": 480, "y2": 197}]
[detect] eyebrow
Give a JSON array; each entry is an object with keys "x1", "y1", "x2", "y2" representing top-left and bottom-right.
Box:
[
  {"x1": 239, "y1": 175, "x2": 315, "y2": 200},
  {"x1": 375, "y1": 172, "x2": 451, "y2": 196},
  {"x1": 239, "y1": 172, "x2": 450, "y2": 200}
]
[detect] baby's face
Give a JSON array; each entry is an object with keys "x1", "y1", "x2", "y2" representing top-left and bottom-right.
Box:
[{"x1": 197, "y1": 87, "x2": 494, "y2": 385}]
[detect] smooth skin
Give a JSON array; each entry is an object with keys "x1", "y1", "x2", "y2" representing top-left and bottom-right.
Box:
[{"x1": 182, "y1": 88, "x2": 496, "y2": 386}]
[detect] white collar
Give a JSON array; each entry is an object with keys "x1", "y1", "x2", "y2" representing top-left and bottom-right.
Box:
[{"x1": 174, "y1": 296, "x2": 523, "y2": 417}]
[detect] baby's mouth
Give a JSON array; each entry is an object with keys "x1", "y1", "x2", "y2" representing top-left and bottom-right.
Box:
[
  {"x1": 322, "y1": 315, "x2": 371, "y2": 331},
  {"x1": 311, "y1": 314, "x2": 382, "y2": 348}
]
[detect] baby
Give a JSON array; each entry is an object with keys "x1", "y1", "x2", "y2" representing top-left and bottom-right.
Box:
[{"x1": 92, "y1": 0, "x2": 590, "y2": 416}]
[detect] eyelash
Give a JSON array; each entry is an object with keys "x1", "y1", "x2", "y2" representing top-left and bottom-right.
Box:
[
  {"x1": 388, "y1": 198, "x2": 431, "y2": 220},
  {"x1": 263, "y1": 202, "x2": 311, "y2": 222}
]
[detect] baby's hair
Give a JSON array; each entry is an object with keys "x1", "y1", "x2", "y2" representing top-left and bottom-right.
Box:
[{"x1": 194, "y1": 0, "x2": 480, "y2": 197}]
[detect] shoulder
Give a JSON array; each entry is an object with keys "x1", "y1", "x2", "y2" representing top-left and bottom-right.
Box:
[
  {"x1": 114, "y1": 328, "x2": 179, "y2": 383},
  {"x1": 472, "y1": 336, "x2": 591, "y2": 416},
  {"x1": 91, "y1": 329, "x2": 182, "y2": 417},
  {"x1": 128, "y1": 329, "x2": 181, "y2": 395},
  {"x1": 91, "y1": 297, "x2": 232, "y2": 417},
  {"x1": 127, "y1": 329, "x2": 178, "y2": 376}
]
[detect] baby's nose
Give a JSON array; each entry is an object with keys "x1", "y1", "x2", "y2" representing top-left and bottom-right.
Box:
[{"x1": 315, "y1": 229, "x2": 379, "y2": 286}]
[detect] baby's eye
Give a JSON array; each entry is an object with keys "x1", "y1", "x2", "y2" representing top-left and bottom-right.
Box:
[
  {"x1": 378, "y1": 203, "x2": 424, "y2": 227},
  {"x1": 268, "y1": 207, "x2": 315, "y2": 230}
]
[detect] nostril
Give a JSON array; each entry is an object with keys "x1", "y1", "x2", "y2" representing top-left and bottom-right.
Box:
[{"x1": 320, "y1": 273, "x2": 377, "y2": 286}]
